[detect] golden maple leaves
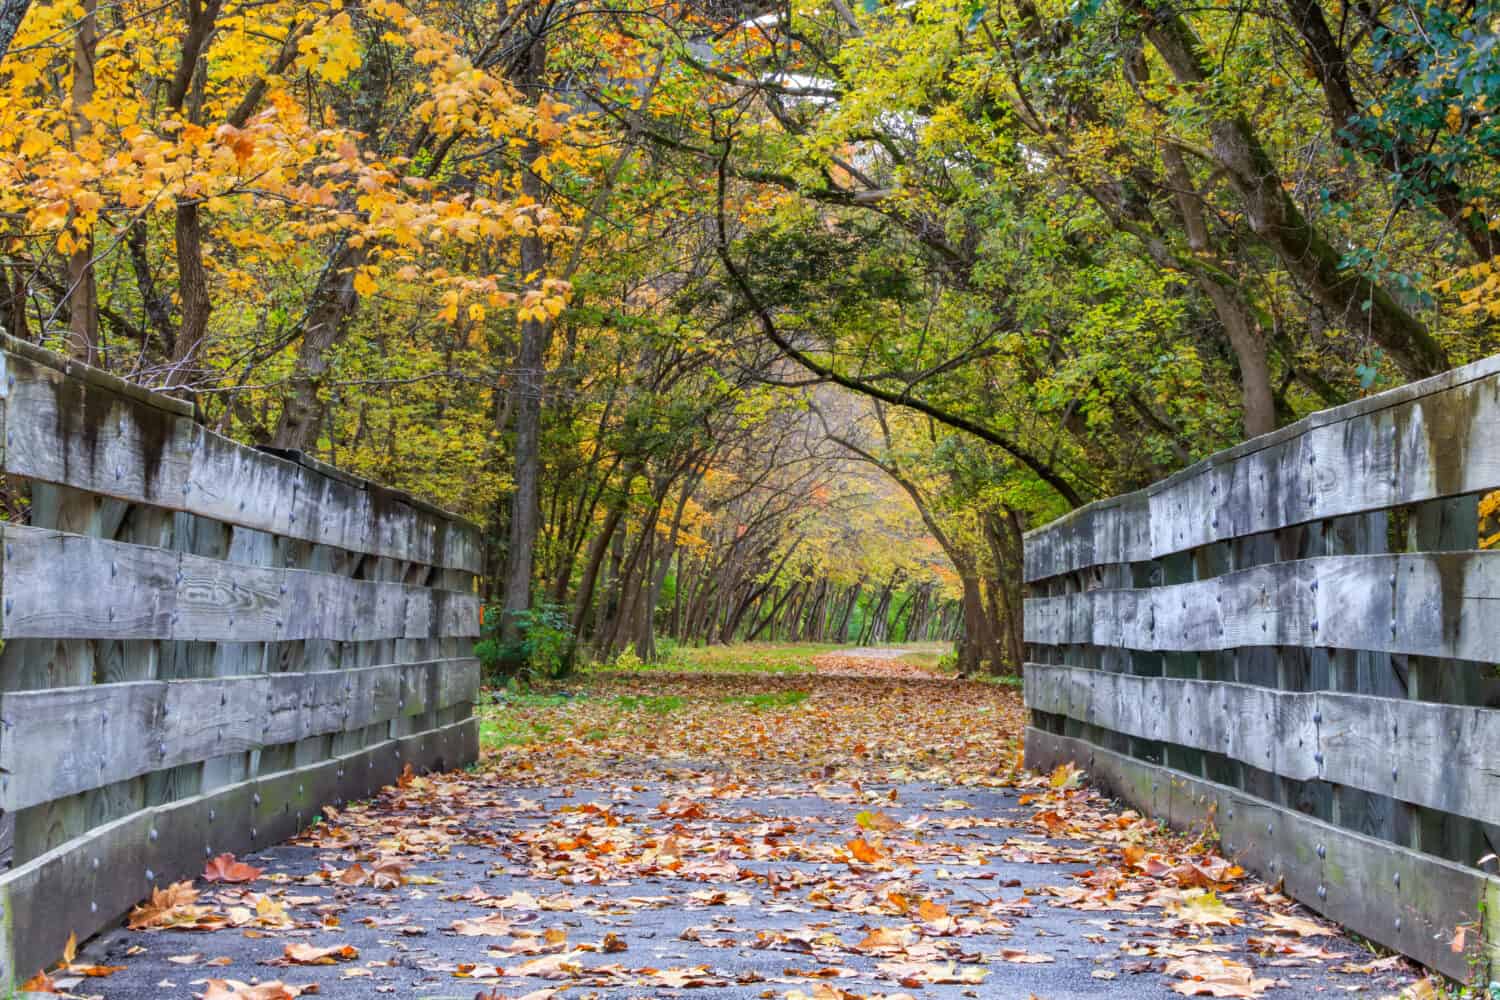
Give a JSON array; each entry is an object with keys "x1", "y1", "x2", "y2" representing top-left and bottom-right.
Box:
[{"x1": 0, "y1": 0, "x2": 594, "y2": 328}]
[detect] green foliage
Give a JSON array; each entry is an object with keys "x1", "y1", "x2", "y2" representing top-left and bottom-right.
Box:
[
  {"x1": 476, "y1": 689, "x2": 581, "y2": 747},
  {"x1": 614, "y1": 694, "x2": 686, "y2": 713},
  {"x1": 612, "y1": 645, "x2": 645, "y2": 671},
  {"x1": 475, "y1": 604, "x2": 577, "y2": 684},
  {"x1": 719, "y1": 689, "x2": 810, "y2": 709},
  {"x1": 664, "y1": 642, "x2": 838, "y2": 674}
]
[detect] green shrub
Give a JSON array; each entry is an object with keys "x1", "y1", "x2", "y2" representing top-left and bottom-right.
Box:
[{"x1": 475, "y1": 603, "x2": 576, "y2": 683}]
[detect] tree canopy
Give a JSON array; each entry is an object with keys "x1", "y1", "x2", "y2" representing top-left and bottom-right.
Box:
[{"x1": 1, "y1": 0, "x2": 1496, "y2": 673}]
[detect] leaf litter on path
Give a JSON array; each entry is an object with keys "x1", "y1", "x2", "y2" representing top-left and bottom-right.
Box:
[{"x1": 74, "y1": 655, "x2": 1424, "y2": 999}]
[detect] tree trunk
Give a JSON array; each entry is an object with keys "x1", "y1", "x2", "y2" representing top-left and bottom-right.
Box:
[
  {"x1": 272, "y1": 243, "x2": 366, "y2": 448},
  {"x1": 835, "y1": 581, "x2": 862, "y2": 643},
  {"x1": 0, "y1": 0, "x2": 32, "y2": 62},
  {"x1": 1135, "y1": 2, "x2": 1448, "y2": 379},
  {"x1": 499, "y1": 28, "x2": 553, "y2": 642},
  {"x1": 63, "y1": 0, "x2": 98, "y2": 365}
]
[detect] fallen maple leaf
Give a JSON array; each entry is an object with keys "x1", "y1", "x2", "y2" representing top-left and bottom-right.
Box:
[
  {"x1": 451, "y1": 914, "x2": 517, "y2": 936},
  {"x1": 1168, "y1": 889, "x2": 1242, "y2": 929},
  {"x1": 62, "y1": 962, "x2": 128, "y2": 977},
  {"x1": 199, "y1": 978, "x2": 313, "y2": 998},
  {"x1": 281, "y1": 942, "x2": 358, "y2": 965},
  {"x1": 1258, "y1": 911, "x2": 1333, "y2": 937},
  {"x1": 846, "y1": 837, "x2": 886, "y2": 863},
  {"x1": 513, "y1": 952, "x2": 586, "y2": 979},
  {"x1": 128, "y1": 881, "x2": 224, "y2": 930},
  {"x1": 916, "y1": 899, "x2": 949, "y2": 923},
  {"x1": 876, "y1": 959, "x2": 988, "y2": 985},
  {"x1": 854, "y1": 926, "x2": 912, "y2": 953},
  {"x1": 1049, "y1": 762, "x2": 1084, "y2": 789},
  {"x1": 204, "y1": 853, "x2": 264, "y2": 884},
  {"x1": 855, "y1": 809, "x2": 898, "y2": 831},
  {"x1": 454, "y1": 962, "x2": 506, "y2": 978},
  {"x1": 647, "y1": 966, "x2": 729, "y2": 987},
  {"x1": 1333, "y1": 955, "x2": 1408, "y2": 974},
  {"x1": 1165, "y1": 955, "x2": 1274, "y2": 997},
  {"x1": 18, "y1": 969, "x2": 59, "y2": 993},
  {"x1": 1397, "y1": 977, "x2": 1444, "y2": 999}
]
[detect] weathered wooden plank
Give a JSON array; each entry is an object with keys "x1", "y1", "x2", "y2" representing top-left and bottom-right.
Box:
[
  {"x1": 1024, "y1": 353, "x2": 1500, "y2": 581},
  {"x1": 0, "y1": 716, "x2": 478, "y2": 992},
  {"x1": 0, "y1": 524, "x2": 478, "y2": 643},
  {"x1": 1026, "y1": 663, "x2": 1500, "y2": 828},
  {"x1": 0, "y1": 345, "x2": 482, "y2": 573},
  {"x1": 0, "y1": 659, "x2": 479, "y2": 811},
  {"x1": 1022, "y1": 492, "x2": 1152, "y2": 585},
  {"x1": 1024, "y1": 727, "x2": 1500, "y2": 982},
  {"x1": 1025, "y1": 550, "x2": 1500, "y2": 661}
]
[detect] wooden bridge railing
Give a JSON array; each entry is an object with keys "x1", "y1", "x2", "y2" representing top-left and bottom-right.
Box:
[
  {"x1": 1023, "y1": 355, "x2": 1500, "y2": 981},
  {"x1": 0, "y1": 337, "x2": 482, "y2": 987}
]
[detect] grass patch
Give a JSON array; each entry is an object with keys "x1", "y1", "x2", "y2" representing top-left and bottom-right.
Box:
[
  {"x1": 483, "y1": 690, "x2": 578, "y2": 709},
  {"x1": 652, "y1": 642, "x2": 840, "y2": 674},
  {"x1": 979, "y1": 673, "x2": 1024, "y2": 688},
  {"x1": 478, "y1": 689, "x2": 584, "y2": 748},
  {"x1": 480, "y1": 714, "x2": 558, "y2": 748},
  {"x1": 614, "y1": 694, "x2": 686, "y2": 713},
  {"x1": 720, "y1": 689, "x2": 809, "y2": 710}
]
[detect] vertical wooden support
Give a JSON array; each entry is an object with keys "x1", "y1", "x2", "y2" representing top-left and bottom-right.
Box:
[{"x1": 1324, "y1": 512, "x2": 1396, "y2": 842}]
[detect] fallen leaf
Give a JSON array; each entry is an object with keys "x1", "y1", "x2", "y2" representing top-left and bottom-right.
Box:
[
  {"x1": 281, "y1": 943, "x2": 358, "y2": 965},
  {"x1": 1258, "y1": 911, "x2": 1333, "y2": 937},
  {"x1": 199, "y1": 978, "x2": 313, "y2": 998},
  {"x1": 1165, "y1": 956, "x2": 1274, "y2": 997},
  {"x1": 451, "y1": 914, "x2": 517, "y2": 936},
  {"x1": 203, "y1": 854, "x2": 265, "y2": 884}
]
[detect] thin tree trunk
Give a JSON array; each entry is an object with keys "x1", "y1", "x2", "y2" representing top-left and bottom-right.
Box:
[
  {"x1": 63, "y1": 0, "x2": 98, "y2": 365},
  {"x1": 835, "y1": 581, "x2": 862, "y2": 643},
  {"x1": 0, "y1": 0, "x2": 33, "y2": 62}
]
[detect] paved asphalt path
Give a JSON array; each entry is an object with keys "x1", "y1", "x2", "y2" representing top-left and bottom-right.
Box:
[{"x1": 70, "y1": 767, "x2": 1412, "y2": 999}]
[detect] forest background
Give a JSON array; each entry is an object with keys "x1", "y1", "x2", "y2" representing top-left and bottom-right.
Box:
[{"x1": 0, "y1": 0, "x2": 1495, "y2": 675}]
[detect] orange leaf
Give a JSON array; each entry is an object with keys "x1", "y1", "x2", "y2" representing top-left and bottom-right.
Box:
[
  {"x1": 282, "y1": 942, "x2": 358, "y2": 965},
  {"x1": 204, "y1": 853, "x2": 264, "y2": 884}
]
